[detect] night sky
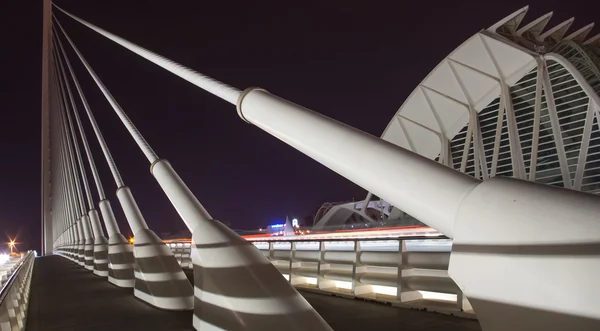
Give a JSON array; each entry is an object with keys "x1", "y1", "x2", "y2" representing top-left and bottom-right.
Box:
[{"x1": 1, "y1": 0, "x2": 598, "y2": 252}]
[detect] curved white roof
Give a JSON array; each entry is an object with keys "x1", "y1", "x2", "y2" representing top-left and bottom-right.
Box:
[
  {"x1": 381, "y1": 31, "x2": 537, "y2": 159},
  {"x1": 380, "y1": 6, "x2": 599, "y2": 163}
]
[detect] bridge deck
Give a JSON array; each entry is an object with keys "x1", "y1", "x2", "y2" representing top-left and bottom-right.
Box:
[{"x1": 26, "y1": 256, "x2": 480, "y2": 331}]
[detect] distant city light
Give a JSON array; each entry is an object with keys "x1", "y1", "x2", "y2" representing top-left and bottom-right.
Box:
[
  {"x1": 6, "y1": 238, "x2": 19, "y2": 254},
  {"x1": 271, "y1": 224, "x2": 284, "y2": 229},
  {"x1": 292, "y1": 218, "x2": 299, "y2": 227}
]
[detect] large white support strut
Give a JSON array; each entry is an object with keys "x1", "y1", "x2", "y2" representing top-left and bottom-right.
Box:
[
  {"x1": 54, "y1": 15, "x2": 194, "y2": 310},
  {"x1": 54, "y1": 6, "x2": 333, "y2": 331},
  {"x1": 56, "y1": 6, "x2": 600, "y2": 331}
]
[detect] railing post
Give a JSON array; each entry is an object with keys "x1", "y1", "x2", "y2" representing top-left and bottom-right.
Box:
[
  {"x1": 457, "y1": 291, "x2": 473, "y2": 312},
  {"x1": 182, "y1": 242, "x2": 192, "y2": 268},
  {"x1": 288, "y1": 241, "x2": 296, "y2": 284},
  {"x1": 317, "y1": 241, "x2": 334, "y2": 291},
  {"x1": 352, "y1": 240, "x2": 372, "y2": 297},
  {"x1": 397, "y1": 240, "x2": 422, "y2": 303}
]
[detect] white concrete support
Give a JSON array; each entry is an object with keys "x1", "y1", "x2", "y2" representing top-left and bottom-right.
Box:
[
  {"x1": 98, "y1": 199, "x2": 134, "y2": 287},
  {"x1": 98, "y1": 199, "x2": 119, "y2": 237},
  {"x1": 237, "y1": 88, "x2": 479, "y2": 237},
  {"x1": 88, "y1": 209, "x2": 109, "y2": 277},
  {"x1": 54, "y1": 35, "x2": 110, "y2": 276},
  {"x1": 53, "y1": 7, "x2": 477, "y2": 235},
  {"x1": 114, "y1": 186, "x2": 193, "y2": 309},
  {"x1": 449, "y1": 178, "x2": 600, "y2": 330},
  {"x1": 151, "y1": 159, "x2": 331, "y2": 330},
  {"x1": 54, "y1": 59, "x2": 90, "y2": 269},
  {"x1": 56, "y1": 6, "x2": 600, "y2": 330},
  {"x1": 115, "y1": 187, "x2": 148, "y2": 234},
  {"x1": 57, "y1": 25, "x2": 186, "y2": 305},
  {"x1": 236, "y1": 88, "x2": 600, "y2": 329},
  {"x1": 55, "y1": 18, "x2": 193, "y2": 307},
  {"x1": 68, "y1": 225, "x2": 77, "y2": 262},
  {"x1": 54, "y1": 10, "x2": 328, "y2": 329},
  {"x1": 80, "y1": 215, "x2": 94, "y2": 271},
  {"x1": 53, "y1": 25, "x2": 134, "y2": 285},
  {"x1": 75, "y1": 221, "x2": 85, "y2": 266}
]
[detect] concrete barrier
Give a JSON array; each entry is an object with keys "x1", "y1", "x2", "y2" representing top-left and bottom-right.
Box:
[
  {"x1": 0, "y1": 252, "x2": 35, "y2": 331},
  {"x1": 167, "y1": 237, "x2": 475, "y2": 318}
]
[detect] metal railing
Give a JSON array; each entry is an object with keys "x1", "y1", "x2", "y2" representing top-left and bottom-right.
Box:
[
  {"x1": 166, "y1": 229, "x2": 475, "y2": 318},
  {"x1": 0, "y1": 252, "x2": 35, "y2": 331}
]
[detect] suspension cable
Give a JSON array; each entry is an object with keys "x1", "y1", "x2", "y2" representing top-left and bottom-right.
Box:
[{"x1": 54, "y1": 15, "x2": 159, "y2": 164}]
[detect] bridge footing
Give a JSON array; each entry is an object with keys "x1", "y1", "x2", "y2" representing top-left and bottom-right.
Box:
[{"x1": 133, "y1": 229, "x2": 193, "y2": 310}]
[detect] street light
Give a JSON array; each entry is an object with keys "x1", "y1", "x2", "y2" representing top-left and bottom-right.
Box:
[{"x1": 6, "y1": 238, "x2": 18, "y2": 254}]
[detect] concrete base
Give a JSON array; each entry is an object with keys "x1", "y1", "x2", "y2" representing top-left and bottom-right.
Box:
[
  {"x1": 189, "y1": 224, "x2": 331, "y2": 331},
  {"x1": 133, "y1": 229, "x2": 193, "y2": 310},
  {"x1": 77, "y1": 245, "x2": 85, "y2": 266},
  {"x1": 84, "y1": 240, "x2": 94, "y2": 271},
  {"x1": 66, "y1": 247, "x2": 75, "y2": 262},
  {"x1": 107, "y1": 234, "x2": 135, "y2": 288},
  {"x1": 93, "y1": 237, "x2": 109, "y2": 277}
]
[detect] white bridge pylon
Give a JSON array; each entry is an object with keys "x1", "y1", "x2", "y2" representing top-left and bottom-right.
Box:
[{"x1": 51, "y1": 4, "x2": 600, "y2": 331}]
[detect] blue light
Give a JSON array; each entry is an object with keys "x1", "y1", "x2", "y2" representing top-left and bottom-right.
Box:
[{"x1": 271, "y1": 224, "x2": 284, "y2": 228}]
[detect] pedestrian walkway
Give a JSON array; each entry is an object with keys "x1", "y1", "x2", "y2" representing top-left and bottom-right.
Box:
[{"x1": 25, "y1": 256, "x2": 481, "y2": 331}]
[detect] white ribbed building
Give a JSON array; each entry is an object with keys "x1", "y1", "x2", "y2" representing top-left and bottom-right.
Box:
[
  {"x1": 316, "y1": 6, "x2": 600, "y2": 229},
  {"x1": 382, "y1": 6, "x2": 600, "y2": 192}
]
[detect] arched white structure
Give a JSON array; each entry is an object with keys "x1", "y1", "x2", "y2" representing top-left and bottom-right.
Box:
[{"x1": 379, "y1": 6, "x2": 600, "y2": 195}]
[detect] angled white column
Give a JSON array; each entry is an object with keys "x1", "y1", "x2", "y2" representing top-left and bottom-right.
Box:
[
  {"x1": 56, "y1": 7, "x2": 600, "y2": 331},
  {"x1": 54, "y1": 8, "x2": 332, "y2": 330},
  {"x1": 54, "y1": 38, "x2": 110, "y2": 277},
  {"x1": 53, "y1": 29, "x2": 134, "y2": 287},
  {"x1": 61, "y1": 117, "x2": 87, "y2": 267},
  {"x1": 54, "y1": 16, "x2": 192, "y2": 309},
  {"x1": 53, "y1": 69, "x2": 84, "y2": 264},
  {"x1": 55, "y1": 60, "x2": 96, "y2": 271}
]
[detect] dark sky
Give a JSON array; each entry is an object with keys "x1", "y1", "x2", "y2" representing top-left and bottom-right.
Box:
[{"x1": 1, "y1": 0, "x2": 598, "y2": 251}]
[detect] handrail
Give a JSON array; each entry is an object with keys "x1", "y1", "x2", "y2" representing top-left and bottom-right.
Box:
[{"x1": 0, "y1": 253, "x2": 30, "y2": 306}]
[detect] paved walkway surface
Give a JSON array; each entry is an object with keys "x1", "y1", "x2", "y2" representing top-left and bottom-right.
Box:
[
  {"x1": 26, "y1": 256, "x2": 481, "y2": 331},
  {"x1": 26, "y1": 256, "x2": 193, "y2": 331},
  {"x1": 302, "y1": 291, "x2": 481, "y2": 331}
]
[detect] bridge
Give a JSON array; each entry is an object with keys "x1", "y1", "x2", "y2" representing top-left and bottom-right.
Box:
[{"x1": 1, "y1": 2, "x2": 600, "y2": 330}]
